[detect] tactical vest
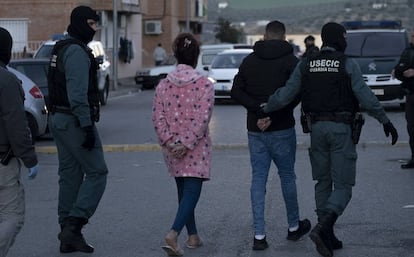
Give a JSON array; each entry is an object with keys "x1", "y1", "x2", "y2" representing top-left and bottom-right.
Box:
[
  {"x1": 301, "y1": 51, "x2": 358, "y2": 114},
  {"x1": 47, "y1": 38, "x2": 99, "y2": 110}
]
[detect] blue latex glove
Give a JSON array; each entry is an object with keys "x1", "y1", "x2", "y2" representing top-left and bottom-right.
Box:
[{"x1": 28, "y1": 164, "x2": 39, "y2": 179}]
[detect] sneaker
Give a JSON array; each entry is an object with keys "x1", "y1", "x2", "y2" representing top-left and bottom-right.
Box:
[
  {"x1": 287, "y1": 219, "x2": 311, "y2": 241},
  {"x1": 252, "y1": 236, "x2": 269, "y2": 250},
  {"x1": 401, "y1": 160, "x2": 414, "y2": 169}
]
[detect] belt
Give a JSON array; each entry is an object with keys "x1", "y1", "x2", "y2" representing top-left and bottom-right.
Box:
[
  {"x1": 50, "y1": 106, "x2": 72, "y2": 115},
  {"x1": 311, "y1": 112, "x2": 354, "y2": 124}
]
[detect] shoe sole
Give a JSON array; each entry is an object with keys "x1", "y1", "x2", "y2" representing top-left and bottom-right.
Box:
[
  {"x1": 309, "y1": 232, "x2": 333, "y2": 257},
  {"x1": 162, "y1": 245, "x2": 183, "y2": 256}
]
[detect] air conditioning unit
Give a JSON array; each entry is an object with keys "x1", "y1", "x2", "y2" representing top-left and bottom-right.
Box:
[{"x1": 145, "y1": 20, "x2": 162, "y2": 35}]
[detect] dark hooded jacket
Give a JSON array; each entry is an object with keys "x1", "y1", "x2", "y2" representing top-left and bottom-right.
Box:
[{"x1": 231, "y1": 39, "x2": 299, "y2": 132}]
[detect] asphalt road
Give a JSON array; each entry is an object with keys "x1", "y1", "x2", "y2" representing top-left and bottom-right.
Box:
[{"x1": 8, "y1": 85, "x2": 414, "y2": 257}]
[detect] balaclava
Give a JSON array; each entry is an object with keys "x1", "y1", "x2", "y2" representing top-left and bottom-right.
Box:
[
  {"x1": 67, "y1": 5, "x2": 99, "y2": 44},
  {"x1": 0, "y1": 27, "x2": 13, "y2": 65},
  {"x1": 321, "y1": 22, "x2": 347, "y2": 52}
]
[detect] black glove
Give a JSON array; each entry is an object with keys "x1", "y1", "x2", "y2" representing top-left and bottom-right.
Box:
[
  {"x1": 256, "y1": 103, "x2": 268, "y2": 119},
  {"x1": 81, "y1": 125, "x2": 95, "y2": 150},
  {"x1": 383, "y1": 121, "x2": 398, "y2": 145}
]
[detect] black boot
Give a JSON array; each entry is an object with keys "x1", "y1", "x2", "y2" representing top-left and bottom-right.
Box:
[
  {"x1": 318, "y1": 215, "x2": 343, "y2": 250},
  {"x1": 58, "y1": 217, "x2": 94, "y2": 253},
  {"x1": 309, "y1": 211, "x2": 337, "y2": 257},
  {"x1": 327, "y1": 217, "x2": 343, "y2": 250}
]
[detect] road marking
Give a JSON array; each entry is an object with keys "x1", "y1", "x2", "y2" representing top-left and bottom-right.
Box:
[{"x1": 403, "y1": 205, "x2": 414, "y2": 209}]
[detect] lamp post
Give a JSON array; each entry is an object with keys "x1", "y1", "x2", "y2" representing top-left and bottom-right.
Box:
[
  {"x1": 113, "y1": 0, "x2": 118, "y2": 90},
  {"x1": 186, "y1": 0, "x2": 190, "y2": 32}
]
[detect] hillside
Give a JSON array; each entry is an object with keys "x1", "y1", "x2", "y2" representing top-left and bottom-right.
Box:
[{"x1": 207, "y1": 0, "x2": 414, "y2": 34}]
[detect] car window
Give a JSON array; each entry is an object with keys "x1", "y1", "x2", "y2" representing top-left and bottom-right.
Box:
[
  {"x1": 202, "y1": 52, "x2": 219, "y2": 66},
  {"x1": 345, "y1": 32, "x2": 407, "y2": 57},
  {"x1": 34, "y1": 45, "x2": 53, "y2": 58},
  {"x1": 211, "y1": 53, "x2": 248, "y2": 69},
  {"x1": 13, "y1": 64, "x2": 49, "y2": 89}
]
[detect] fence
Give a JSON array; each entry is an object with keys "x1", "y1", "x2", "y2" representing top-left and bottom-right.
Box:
[{"x1": 11, "y1": 40, "x2": 44, "y2": 59}]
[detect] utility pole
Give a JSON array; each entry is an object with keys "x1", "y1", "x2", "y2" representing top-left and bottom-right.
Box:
[
  {"x1": 113, "y1": 0, "x2": 118, "y2": 90},
  {"x1": 186, "y1": 0, "x2": 190, "y2": 32}
]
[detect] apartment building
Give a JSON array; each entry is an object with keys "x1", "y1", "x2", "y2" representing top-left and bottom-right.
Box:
[{"x1": 0, "y1": 0, "x2": 207, "y2": 78}]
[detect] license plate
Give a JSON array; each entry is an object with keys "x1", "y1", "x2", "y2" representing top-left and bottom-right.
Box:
[{"x1": 371, "y1": 89, "x2": 384, "y2": 95}]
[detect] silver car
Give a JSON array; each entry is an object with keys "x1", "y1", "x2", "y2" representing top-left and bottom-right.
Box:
[{"x1": 7, "y1": 67, "x2": 48, "y2": 143}]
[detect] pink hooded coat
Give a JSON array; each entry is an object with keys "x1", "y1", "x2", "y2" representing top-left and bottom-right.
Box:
[{"x1": 152, "y1": 64, "x2": 214, "y2": 180}]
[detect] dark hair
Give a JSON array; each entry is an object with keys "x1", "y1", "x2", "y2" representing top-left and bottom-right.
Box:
[
  {"x1": 172, "y1": 33, "x2": 200, "y2": 68},
  {"x1": 304, "y1": 35, "x2": 315, "y2": 43},
  {"x1": 265, "y1": 20, "x2": 285, "y2": 39}
]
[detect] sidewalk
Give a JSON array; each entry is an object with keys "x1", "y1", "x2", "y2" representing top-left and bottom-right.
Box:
[{"x1": 108, "y1": 76, "x2": 143, "y2": 98}]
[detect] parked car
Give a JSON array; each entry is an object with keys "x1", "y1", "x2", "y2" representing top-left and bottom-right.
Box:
[
  {"x1": 207, "y1": 48, "x2": 253, "y2": 101},
  {"x1": 343, "y1": 20, "x2": 409, "y2": 106},
  {"x1": 134, "y1": 44, "x2": 252, "y2": 90},
  {"x1": 197, "y1": 43, "x2": 252, "y2": 76},
  {"x1": 7, "y1": 66, "x2": 48, "y2": 143},
  {"x1": 8, "y1": 58, "x2": 50, "y2": 107},
  {"x1": 34, "y1": 40, "x2": 111, "y2": 105},
  {"x1": 135, "y1": 55, "x2": 176, "y2": 89}
]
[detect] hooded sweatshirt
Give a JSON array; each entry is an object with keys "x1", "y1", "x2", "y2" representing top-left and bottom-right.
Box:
[
  {"x1": 152, "y1": 64, "x2": 214, "y2": 179},
  {"x1": 231, "y1": 39, "x2": 299, "y2": 132}
]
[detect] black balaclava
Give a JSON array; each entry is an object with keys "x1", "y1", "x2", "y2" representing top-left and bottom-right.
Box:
[
  {"x1": 0, "y1": 27, "x2": 13, "y2": 65},
  {"x1": 321, "y1": 22, "x2": 347, "y2": 52},
  {"x1": 67, "y1": 5, "x2": 99, "y2": 44}
]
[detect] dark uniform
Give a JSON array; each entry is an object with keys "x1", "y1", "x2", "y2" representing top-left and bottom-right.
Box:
[
  {"x1": 0, "y1": 27, "x2": 39, "y2": 257},
  {"x1": 394, "y1": 41, "x2": 414, "y2": 168},
  {"x1": 47, "y1": 6, "x2": 108, "y2": 254},
  {"x1": 263, "y1": 22, "x2": 398, "y2": 257}
]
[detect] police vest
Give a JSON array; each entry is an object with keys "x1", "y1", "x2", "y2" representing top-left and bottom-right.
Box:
[
  {"x1": 47, "y1": 38, "x2": 99, "y2": 110},
  {"x1": 300, "y1": 51, "x2": 357, "y2": 114}
]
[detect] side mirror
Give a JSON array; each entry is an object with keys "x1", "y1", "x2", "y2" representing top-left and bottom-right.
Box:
[{"x1": 203, "y1": 66, "x2": 209, "y2": 71}]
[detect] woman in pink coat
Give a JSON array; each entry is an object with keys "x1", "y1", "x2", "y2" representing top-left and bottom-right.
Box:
[{"x1": 152, "y1": 33, "x2": 214, "y2": 256}]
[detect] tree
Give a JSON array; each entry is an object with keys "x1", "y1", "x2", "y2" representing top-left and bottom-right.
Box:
[{"x1": 214, "y1": 17, "x2": 244, "y2": 43}]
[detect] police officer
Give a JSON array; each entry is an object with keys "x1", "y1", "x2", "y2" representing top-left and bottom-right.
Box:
[
  {"x1": 47, "y1": 6, "x2": 108, "y2": 254},
  {"x1": 262, "y1": 22, "x2": 398, "y2": 257},
  {"x1": 394, "y1": 29, "x2": 414, "y2": 169},
  {"x1": 302, "y1": 35, "x2": 319, "y2": 58},
  {"x1": 0, "y1": 27, "x2": 39, "y2": 257}
]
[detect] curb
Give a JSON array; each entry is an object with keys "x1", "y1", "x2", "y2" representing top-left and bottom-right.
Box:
[{"x1": 35, "y1": 141, "x2": 408, "y2": 154}]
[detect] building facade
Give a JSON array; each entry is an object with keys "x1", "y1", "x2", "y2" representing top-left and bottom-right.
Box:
[{"x1": 0, "y1": 0, "x2": 207, "y2": 79}]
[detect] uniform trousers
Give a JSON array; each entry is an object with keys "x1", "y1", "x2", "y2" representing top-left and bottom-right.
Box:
[
  {"x1": 0, "y1": 158, "x2": 24, "y2": 257},
  {"x1": 405, "y1": 93, "x2": 414, "y2": 160},
  {"x1": 49, "y1": 113, "x2": 108, "y2": 225},
  {"x1": 309, "y1": 121, "x2": 357, "y2": 218}
]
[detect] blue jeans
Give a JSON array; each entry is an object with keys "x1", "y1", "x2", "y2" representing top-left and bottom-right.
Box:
[
  {"x1": 171, "y1": 177, "x2": 203, "y2": 235},
  {"x1": 248, "y1": 128, "x2": 299, "y2": 235}
]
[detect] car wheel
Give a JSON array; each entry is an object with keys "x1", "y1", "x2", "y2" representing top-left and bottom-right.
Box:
[
  {"x1": 99, "y1": 77, "x2": 109, "y2": 106},
  {"x1": 142, "y1": 83, "x2": 155, "y2": 90},
  {"x1": 26, "y1": 113, "x2": 38, "y2": 144}
]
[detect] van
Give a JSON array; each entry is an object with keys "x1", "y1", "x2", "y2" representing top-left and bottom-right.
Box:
[{"x1": 343, "y1": 20, "x2": 409, "y2": 106}]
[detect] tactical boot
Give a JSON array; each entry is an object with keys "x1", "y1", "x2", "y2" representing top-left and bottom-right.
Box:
[
  {"x1": 318, "y1": 215, "x2": 343, "y2": 250},
  {"x1": 309, "y1": 211, "x2": 338, "y2": 257},
  {"x1": 58, "y1": 217, "x2": 94, "y2": 253}
]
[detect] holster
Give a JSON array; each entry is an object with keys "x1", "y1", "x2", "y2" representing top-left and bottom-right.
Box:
[
  {"x1": 351, "y1": 112, "x2": 365, "y2": 144},
  {"x1": 300, "y1": 109, "x2": 311, "y2": 133}
]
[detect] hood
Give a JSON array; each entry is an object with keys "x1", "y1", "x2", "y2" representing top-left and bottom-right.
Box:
[
  {"x1": 166, "y1": 64, "x2": 203, "y2": 87},
  {"x1": 253, "y1": 40, "x2": 293, "y2": 60}
]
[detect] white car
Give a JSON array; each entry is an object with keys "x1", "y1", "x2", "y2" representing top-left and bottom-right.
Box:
[
  {"x1": 34, "y1": 40, "x2": 111, "y2": 105},
  {"x1": 135, "y1": 55, "x2": 176, "y2": 89},
  {"x1": 208, "y1": 49, "x2": 253, "y2": 100},
  {"x1": 7, "y1": 67, "x2": 48, "y2": 143}
]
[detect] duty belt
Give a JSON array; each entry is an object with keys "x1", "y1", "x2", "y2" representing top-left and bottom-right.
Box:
[
  {"x1": 310, "y1": 112, "x2": 354, "y2": 124},
  {"x1": 50, "y1": 105, "x2": 72, "y2": 115}
]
